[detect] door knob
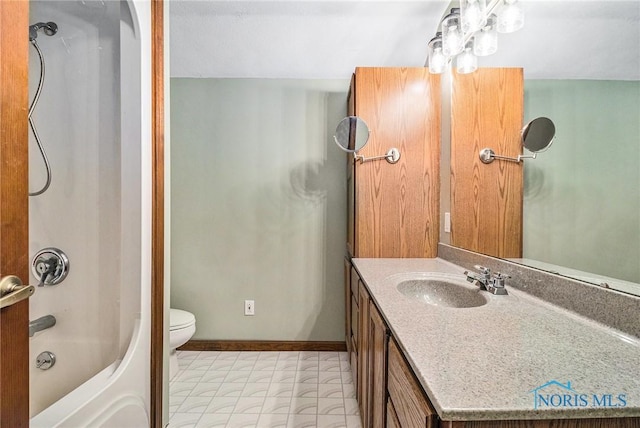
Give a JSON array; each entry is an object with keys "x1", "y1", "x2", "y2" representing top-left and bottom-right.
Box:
[{"x1": 0, "y1": 275, "x2": 35, "y2": 309}]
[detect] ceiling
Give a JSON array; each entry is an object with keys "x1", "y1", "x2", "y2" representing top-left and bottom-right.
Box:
[{"x1": 169, "y1": 0, "x2": 640, "y2": 80}]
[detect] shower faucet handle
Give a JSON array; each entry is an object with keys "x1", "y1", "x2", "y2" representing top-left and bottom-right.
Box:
[
  {"x1": 36, "y1": 258, "x2": 58, "y2": 286},
  {"x1": 32, "y1": 248, "x2": 69, "y2": 286}
]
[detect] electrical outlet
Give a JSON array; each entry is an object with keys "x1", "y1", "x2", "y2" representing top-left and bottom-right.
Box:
[
  {"x1": 444, "y1": 212, "x2": 451, "y2": 233},
  {"x1": 244, "y1": 300, "x2": 255, "y2": 316}
]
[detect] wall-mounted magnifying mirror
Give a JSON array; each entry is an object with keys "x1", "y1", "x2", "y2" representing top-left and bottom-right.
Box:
[
  {"x1": 333, "y1": 116, "x2": 401, "y2": 164},
  {"x1": 333, "y1": 116, "x2": 370, "y2": 153},
  {"x1": 479, "y1": 117, "x2": 556, "y2": 164},
  {"x1": 522, "y1": 117, "x2": 555, "y2": 153}
]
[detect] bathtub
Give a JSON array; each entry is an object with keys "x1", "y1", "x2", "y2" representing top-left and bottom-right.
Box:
[{"x1": 28, "y1": 0, "x2": 153, "y2": 425}]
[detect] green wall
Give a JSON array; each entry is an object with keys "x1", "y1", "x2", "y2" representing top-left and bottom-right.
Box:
[
  {"x1": 523, "y1": 80, "x2": 640, "y2": 283},
  {"x1": 170, "y1": 78, "x2": 349, "y2": 341}
]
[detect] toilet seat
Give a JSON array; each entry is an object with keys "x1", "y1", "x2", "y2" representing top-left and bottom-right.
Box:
[{"x1": 170, "y1": 308, "x2": 195, "y2": 331}]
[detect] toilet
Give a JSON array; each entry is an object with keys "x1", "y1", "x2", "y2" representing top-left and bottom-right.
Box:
[{"x1": 169, "y1": 308, "x2": 196, "y2": 380}]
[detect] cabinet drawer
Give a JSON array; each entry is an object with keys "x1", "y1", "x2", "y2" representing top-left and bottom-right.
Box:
[
  {"x1": 387, "y1": 338, "x2": 437, "y2": 428},
  {"x1": 350, "y1": 267, "x2": 359, "y2": 304},
  {"x1": 351, "y1": 295, "x2": 359, "y2": 342}
]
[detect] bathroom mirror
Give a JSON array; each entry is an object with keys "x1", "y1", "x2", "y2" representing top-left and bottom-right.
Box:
[
  {"x1": 333, "y1": 116, "x2": 369, "y2": 153},
  {"x1": 450, "y1": 1, "x2": 640, "y2": 297},
  {"x1": 522, "y1": 117, "x2": 555, "y2": 153}
]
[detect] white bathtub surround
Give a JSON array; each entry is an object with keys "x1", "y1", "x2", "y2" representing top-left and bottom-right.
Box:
[
  {"x1": 169, "y1": 351, "x2": 361, "y2": 428},
  {"x1": 29, "y1": 0, "x2": 152, "y2": 425}
]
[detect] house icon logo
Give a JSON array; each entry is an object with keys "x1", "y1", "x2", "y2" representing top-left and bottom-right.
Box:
[
  {"x1": 529, "y1": 380, "x2": 628, "y2": 409},
  {"x1": 529, "y1": 380, "x2": 577, "y2": 409}
]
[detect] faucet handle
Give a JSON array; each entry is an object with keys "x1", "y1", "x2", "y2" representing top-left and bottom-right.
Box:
[
  {"x1": 473, "y1": 265, "x2": 491, "y2": 279},
  {"x1": 491, "y1": 272, "x2": 511, "y2": 288},
  {"x1": 474, "y1": 265, "x2": 491, "y2": 274}
]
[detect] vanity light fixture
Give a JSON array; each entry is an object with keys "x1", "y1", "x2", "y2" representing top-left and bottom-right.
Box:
[
  {"x1": 460, "y1": 0, "x2": 487, "y2": 33},
  {"x1": 427, "y1": 0, "x2": 524, "y2": 75},
  {"x1": 474, "y1": 13, "x2": 498, "y2": 56},
  {"x1": 456, "y1": 40, "x2": 478, "y2": 74},
  {"x1": 441, "y1": 9, "x2": 464, "y2": 57},
  {"x1": 427, "y1": 32, "x2": 447, "y2": 74}
]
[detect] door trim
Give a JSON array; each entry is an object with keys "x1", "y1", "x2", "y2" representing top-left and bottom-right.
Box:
[{"x1": 150, "y1": 0, "x2": 165, "y2": 426}]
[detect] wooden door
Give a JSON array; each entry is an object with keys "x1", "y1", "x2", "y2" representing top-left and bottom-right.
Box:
[
  {"x1": 0, "y1": 3, "x2": 164, "y2": 427},
  {"x1": 450, "y1": 68, "x2": 524, "y2": 258},
  {"x1": 0, "y1": 1, "x2": 31, "y2": 426}
]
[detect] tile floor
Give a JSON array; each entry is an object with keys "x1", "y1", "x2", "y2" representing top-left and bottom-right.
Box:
[{"x1": 169, "y1": 350, "x2": 362, "y2": 428}]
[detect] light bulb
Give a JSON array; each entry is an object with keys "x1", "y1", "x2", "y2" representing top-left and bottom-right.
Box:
[
  {"x1": 428, "y1": 33, "x2": 446, "y2": 74},
  {"x1": 498, "y1": 0, "x2": 524, "y2": 33},
  {"x1": 474, "y1": 14, "x2": 498, "y2": 56},
  {"x1": 456, "y1": 41, "x2": 477, "y2": 74},
  {"x1": 442, "y1": 9, "x2": 464, "y2": 57},
  {"x1": 460, "y1": 0, "x2": 487, "y2": 33}
]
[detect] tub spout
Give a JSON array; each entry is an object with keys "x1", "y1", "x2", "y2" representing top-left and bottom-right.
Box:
[{"x1": 29, "y1": 314, "x2": 56, "y2": 337}]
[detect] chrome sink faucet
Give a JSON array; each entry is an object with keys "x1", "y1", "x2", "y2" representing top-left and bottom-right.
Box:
[{"x1": 464, "y1": 265, "x2": 509, "y2": 295}]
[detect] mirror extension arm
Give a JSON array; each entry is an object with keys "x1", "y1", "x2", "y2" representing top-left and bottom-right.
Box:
[
  {"x1": 479, "y1": 148, "x2": 536, "y2": 164},
  {"x1": 354, "y1": 148, "x2": 401, "y2": 164}
]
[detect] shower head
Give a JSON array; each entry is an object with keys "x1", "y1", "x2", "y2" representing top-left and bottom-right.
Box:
[{"x1": 29, "y1": 22, "x2": 58, "y2": 41}]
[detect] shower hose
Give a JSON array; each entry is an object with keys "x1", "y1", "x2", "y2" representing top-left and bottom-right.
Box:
[{"x1": 29, "y1": 39, "x2": 53, "y2": 197}]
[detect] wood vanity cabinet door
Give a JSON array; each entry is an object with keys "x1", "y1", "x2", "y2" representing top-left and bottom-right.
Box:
[
  {"x1": 369, "y1": 302, "x2": 389, "y2": 428},
  {"x1": 351, "y1": 266, "x2": 360, "y2": 304},
  {"x1": 358, "y1": 281, "x2": 371, "y2": 426},
  {"x1": 345, "y1": 259, "x2": 351, "y2": 352},
  {"x1": 350, "y1": 266, "x2": 360, "y2": 387},
  {"x1": 387, "y1": 338, "x2": 438, "y2": 428},
  {"x1": 387, "y1": 399, "x2": 401, "y2": 428},
  {"x1": 351, "y1": 67, "x2": 440, "y2": 258},
  {"x1": 351, "y1": 293, "x2": 359, "y2": 388}
]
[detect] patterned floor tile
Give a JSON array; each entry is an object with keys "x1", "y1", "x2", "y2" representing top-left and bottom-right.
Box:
[
  {"x1": 225, "y1": 413, "x2": 260, "y2": 428},
  {"x1": 169, "y1": 351, "x2": 361, "y2": 428},
  {"x1": 286, "y1": 414, "x2": 316, "y2": 428},
  {"x1": 169, "y1": 412, "x2": 202, "y2": 428},
  {"x1": 204, "y1": 396, "x2": 239, "y2": 414},
  {"x1": 317, "y1": 414, "x2": 348, "y2": 428},
  {"x1": 195, "y1": 413, "x2": 230, "y2": 428},
  {"x1": 257, "y1": 413, "x2": 289, "y2": 427},
  {"x1": 176, "y1": 396, "x2": 214, "y2": 413}
]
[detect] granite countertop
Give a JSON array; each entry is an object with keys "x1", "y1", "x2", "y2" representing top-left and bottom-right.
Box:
[{"x1": 352, "y1": 258, "x2": 640, "y2": 421}]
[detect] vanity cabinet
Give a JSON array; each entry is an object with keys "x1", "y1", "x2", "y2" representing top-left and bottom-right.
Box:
[
  {"x1": 349, "y1": 264, "x2": 640, "y2": 428},
  {"x1": 351, "y1": 264, "x2": 433, "y2": 428},
  {"x1": 347, "y1": 67, "x2": 440, "y2": 258},
  {"x1": 351, "y1": 265, "x2": 389, "y2": 428},
  {"x1": 387, "y1": 338, "x2": 438, "y2": 428}
]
